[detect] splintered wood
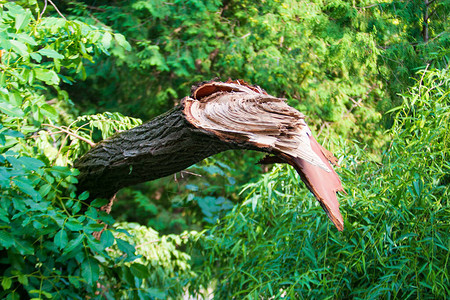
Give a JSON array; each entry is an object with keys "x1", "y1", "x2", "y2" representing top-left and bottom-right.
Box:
[{"x1": 184, "y1": 80, "x2": 345, "y2": 231}]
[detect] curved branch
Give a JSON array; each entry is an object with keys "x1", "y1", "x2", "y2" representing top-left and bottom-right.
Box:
[{"x1": 75, "y1": 80, "x2": 345, "y2": 230}]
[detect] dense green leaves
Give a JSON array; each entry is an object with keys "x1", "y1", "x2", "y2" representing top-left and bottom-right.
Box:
[
  {"x1": 193, "y1": 69, "x2": 449, "y2": 298},
  {"x1": 0, "y1": 2, "x2": 161, "y2": 298}
]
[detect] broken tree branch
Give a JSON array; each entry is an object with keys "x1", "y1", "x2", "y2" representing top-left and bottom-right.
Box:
[{"x1": 75, "y1": 80, "x2": 345, "y2": 230}]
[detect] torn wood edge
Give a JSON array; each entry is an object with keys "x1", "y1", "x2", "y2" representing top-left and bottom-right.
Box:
[{"x1": 183, "y1": 80, "x2": 345, "y2": 231}]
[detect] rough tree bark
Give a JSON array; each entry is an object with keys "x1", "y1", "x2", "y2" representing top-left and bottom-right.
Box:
[{"x1": 75, "y1": 80, "x2": 345, "y2": 230}]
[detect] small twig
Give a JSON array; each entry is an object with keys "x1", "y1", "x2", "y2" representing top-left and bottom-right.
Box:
[
  {"x1": 47, "y1": 0, "x2": 66, "y2": 19},
  {"x1": 180, "y1": 170, "x2": 202, "y2": 177},
  {"x1": 40, "y1": 0, "x2": 67, "y2": 20},
  {"x1": 43, "y1": 123, "x2": 96, "y2": 147},
  {"x1": 40, "y1": 0, "x2": 48, "y2": 19}
]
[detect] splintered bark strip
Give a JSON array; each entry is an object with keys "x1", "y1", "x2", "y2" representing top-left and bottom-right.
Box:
[{"x1": 75, "y1": 80, "x2": 345, "y2": 230}]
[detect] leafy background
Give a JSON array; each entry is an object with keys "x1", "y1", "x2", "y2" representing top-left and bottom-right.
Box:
[{"x1": 0, "y1": 0, "x2": 448, "y2": 299}]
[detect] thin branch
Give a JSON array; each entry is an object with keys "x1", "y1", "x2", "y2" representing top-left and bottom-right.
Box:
[
  {"x1": 40, "y1": 0, "x2": 66, "y2": 20},
  {"x1": 39, "y1": 0, "x2": 48, "y2": 19},
  {"x1": 43, "y1": 124, "x2": 96, "y2": 147},
  {"x1": 359, "y1": 3, "x2": 380, "y2": 9},
  {"x1": 47, "y1": 0, "x2": 66, "y2": 19}
]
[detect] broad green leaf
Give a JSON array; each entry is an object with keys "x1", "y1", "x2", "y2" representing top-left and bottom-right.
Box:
[
  {"x1": 86, "y1": 223, "x2": 105, "y2": 232},
  {"x1": 101, "y1": 31, "x2": 112, "y2": 49},
  {"x1": 30, "y1": 52, "x2": 42, "y2": 63},
  {"x1": 54, "y1": 229, "x2": 68, "y2": 249},
  {"x1": 78, "y1": 191, "x2": 89, "y2": 201},
  {"x1": 0, "y1": 230, "x2": 14, "y2": 248},
  {"x1": 29, "y1": 290, "x2": 52, "y2": 299},
  {"x1": 13, "y1": 238, "x2": 34, "y2": 255},
  {"x1": 38, "y1": 48, "x2": 64, "y2": 59},
  {"x1": 145, "y1": 288, "x2": 167, "y2": 299},
  {"x1": 0, "y1": 101, "x2": 24, "y2": 117},
  {"x1": 34, "y1": 69, "x2": 60, "y2": 85},
  {"x1": 14, "y1": 9, "x2": 32, "y2": 31},
  {"x1": 10, "y1": 40, "x2": 29, "y2": 57},
  {"x1": 17, "y1": 275, "x2": 28, "y2": 286},
  {"x1": 1, "y1": 277, "x2": 12, "y2": 290},
  {"x1": 116, "y1": 238, "x2": 136, "y2": 256},
  {"x1": 40, "y1": 104, "x2": 59, "y2": 119},
  {"x1": 130, "y1": 263, "x2": 150, "y2": 279},
  {"x1": 18, "y1": 156, "x2": 45, "y2": 170},
  {"x1": 65, "y1": 218, "x2": 83, "y2": 231},
  {"x1": 114, "y1": 33, "x2": 131, "y2": 51},
  {"x1": 38, "y1": 184, "x2": 52, "y2": 197},
  {"x1": 63, "y1": 233, "x2": 84, "y2": 255},
  {"x1": 100, "y1": 230, "x2": 114, "y2": 248},
  {"x1": 12, "y1": 177, "x2": 42, "y2": 201},
  {"x1": 81, "y1": 257, "x2": 100, "y2": 285}
]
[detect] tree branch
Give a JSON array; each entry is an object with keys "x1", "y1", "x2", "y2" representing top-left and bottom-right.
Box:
[
  {"x1": 43, "y1": 124, "x2": 96, "y2": 147},
  {"x1": 75, "y1": 80, "x2": 346, "y2": 231}
]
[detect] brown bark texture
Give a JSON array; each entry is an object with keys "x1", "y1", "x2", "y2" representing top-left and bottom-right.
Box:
[{"x1": 75, "y1": 80, "x2": 346, "y2": 230}]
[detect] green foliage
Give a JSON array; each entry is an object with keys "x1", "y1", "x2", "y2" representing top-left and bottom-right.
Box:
[
  {"x1": 192, "y1": 68, "x2": 449, "y2": 298},
  {"x1": 0, "y1": 2, "x2": 185, "y2": 299},
  {"x1": 64, "y1": 0, "x2": 388, "y2": 149},
  {"x1": 106, "y1": 222, "x2": 197, "y2": 299}
]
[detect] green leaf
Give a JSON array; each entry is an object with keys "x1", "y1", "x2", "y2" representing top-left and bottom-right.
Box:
[
  {"x1": 100, "y1": 230, "x2": 114, "y2": 248},
  {"x1": 0, "y1": 230, "x2": 14, "y2": 248},
  {"x1": 29, "y1": 290, "x2": 53, "y2": 299},
  {"x1": 13, "y1": 239, "x2": 34, "y2": 255},
  {"x1": 30, "y1": 52, "x2": 42, "y2": 63},
  {"x1": 39, "y1": 104, "x2": 58, "y2": 120},
  {"x1": 0, "y1": 101, "x2": 24, "y2": 117},
  {"x1": 63, "y1": 233, "x2": 84, "y2": 255},
  {"x1": 10, "y1": 40, "x2": 29, "y2": 57},
  {"x1": 15, "y1": 10, "x2": 32, "y2": 31},
  {"x1": 16, "y1": 33, "x2": 37, "y2": 46},
  {"x1": 65, "y1": 218, "x2": 83, "y2": 231},
  {"x1": 145, "y1": 288, "x2": 167, "y2": 299},
  {"x1": 86, "y1": 223, "x2": 105, "y2": 232},
  {"x1": 38, "y1": 184, "x2": 52, "y2": 197},
  {"x1": 130, "y1": 263, "x2": 150, "y2": 279},
  {"x1": 101, "y1": 32, "x2": 112, "y2": 49},
  {"x1": 116, "y1": 238, "x2": 136, "y2": 256},
  {"x1": 91, "y1": 198, "x2": 108, "y2": 208},
  {"x1": 1, "y1": 277, "x2": 12, "y2": 290},
  {"x1": 18, "y1": 157, "x2": 45, "y2": 170},
  {"x1": 34, "y1": 69, "x2": 59, "y2": 85},
  {"x1": 78, "y1": 191, "x2": 89, "y2": 201},
  {"x1": 54, "y1": 229, "x2": 68, "y2": 249},
  {"x1": 17, "y1": 274, "x2": 28, "y2": 286},
  {"x1": 114, "y1": 33, "x2": 131, "y2": 51},
  {"x1": 38, "y1": 49, "x2": 64, "y2": 59},
  {"x1": 81, "y1": 257, "x2": 100, "y2": 285},
  {"x1": 12, "y1": 177, "x2": 42, "y2": 201}
]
